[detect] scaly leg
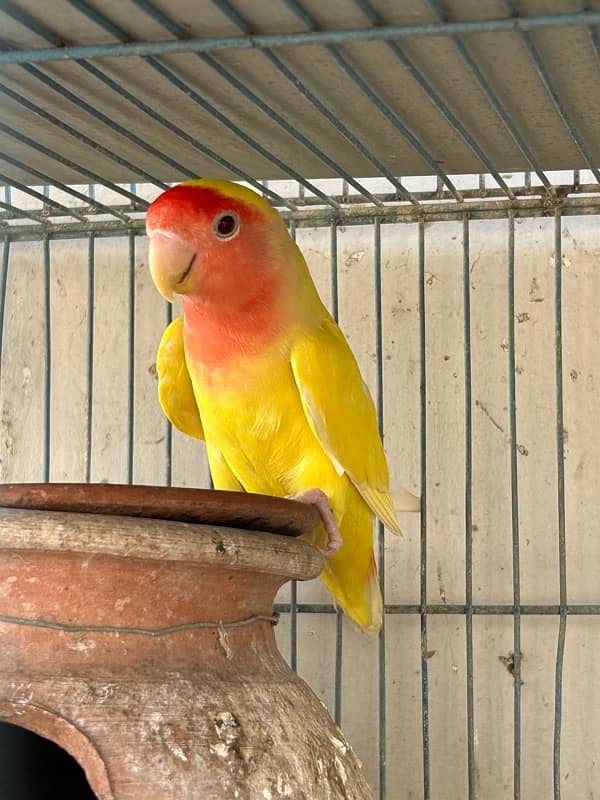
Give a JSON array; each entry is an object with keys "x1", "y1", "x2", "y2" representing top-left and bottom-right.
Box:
[{"x1": 287, "y1": 488, "x2": 343, "y2": 555}]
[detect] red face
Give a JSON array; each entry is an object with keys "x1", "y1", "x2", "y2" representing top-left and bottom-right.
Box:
[
  {"x1": 147, "y1": 182, "x2": 296, "y2": 369},
  {"x1": 146, "y1": 183, "x2": 283, "y2": 308}
]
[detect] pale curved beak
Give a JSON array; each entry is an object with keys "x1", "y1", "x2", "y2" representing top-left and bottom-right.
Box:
[{"x1": 148, "y1": 230, "x2": 196, "y2": 302}]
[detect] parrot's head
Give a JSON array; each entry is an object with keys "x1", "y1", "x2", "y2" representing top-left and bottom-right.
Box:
[{"x1": 146, "y1": 179, "x2": 295, "y2": 309}]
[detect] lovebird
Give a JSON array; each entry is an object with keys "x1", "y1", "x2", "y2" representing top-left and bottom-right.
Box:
[{"x1": 146, "y1": 179, "x2": 419, "y2": 634}]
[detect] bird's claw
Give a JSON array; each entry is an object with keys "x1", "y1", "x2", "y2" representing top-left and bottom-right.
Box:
[{"x1": 287, "y1": 488, "x2": 343, "y2": 555}]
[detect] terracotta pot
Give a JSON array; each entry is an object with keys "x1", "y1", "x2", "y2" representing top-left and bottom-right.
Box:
[{"x1": 0, "y1": 485, "x2": 372, "y2": 799}]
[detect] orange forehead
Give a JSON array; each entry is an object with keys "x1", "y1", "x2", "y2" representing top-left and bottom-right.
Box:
[{"x1": 146, "y1": 183, "x2": 266, "y2": 233}]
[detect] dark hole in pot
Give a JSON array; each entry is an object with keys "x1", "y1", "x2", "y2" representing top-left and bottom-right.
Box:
[{"x1": 0, "y1": 722, "x2": 97, "y2": 799}]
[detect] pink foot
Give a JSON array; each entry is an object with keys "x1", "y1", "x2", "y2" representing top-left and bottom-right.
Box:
[{"x1": 288, "y1": 488, "x2": 343, "y2": 555}]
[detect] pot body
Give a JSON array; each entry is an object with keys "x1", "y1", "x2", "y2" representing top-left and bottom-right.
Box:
[{"x1": 0, "y1": 507, "x2": 372, "y2": 799}]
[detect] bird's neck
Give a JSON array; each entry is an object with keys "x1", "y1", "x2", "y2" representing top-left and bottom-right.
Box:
[
  {"x1": 181, "y1": 284, "x2": 288, "y2": 372},
  {"x1": 182, "y1": 245, "x2": 326, "y2": 374}
]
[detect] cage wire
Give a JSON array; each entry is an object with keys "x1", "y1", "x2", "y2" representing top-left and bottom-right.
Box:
[{"x1": 1, "y1": 1, "x2": 600, "y2": 798}]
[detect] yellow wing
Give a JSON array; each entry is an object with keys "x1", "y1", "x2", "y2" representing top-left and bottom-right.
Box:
[
  {"x1": 290, "y1": 317, "x2": 401, "y2": 532},
  {"x1": 156, "y1": 316, "x2": 204, "y2": 440}
]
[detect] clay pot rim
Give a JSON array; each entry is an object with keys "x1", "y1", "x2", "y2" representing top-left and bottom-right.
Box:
[
  {"x1": 0, "y1": 483, "x2": 320, "y2": 536},
  {"x1": 0, "y1": 508, "x2": 323, "y2": 581}
]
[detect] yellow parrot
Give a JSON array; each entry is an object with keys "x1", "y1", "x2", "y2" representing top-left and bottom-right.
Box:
[{"x1": 146, "y1": 179, "x2": 418, "y2": 634}]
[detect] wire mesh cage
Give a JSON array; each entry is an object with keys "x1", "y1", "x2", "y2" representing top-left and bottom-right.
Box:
[{"x1": 2, "y1": 1, "x2": 600, "y2": 798}]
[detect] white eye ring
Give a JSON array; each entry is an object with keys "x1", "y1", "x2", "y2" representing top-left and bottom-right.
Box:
[{"x1": 213, "y1": 211, "x2": 240, "y2": 240}]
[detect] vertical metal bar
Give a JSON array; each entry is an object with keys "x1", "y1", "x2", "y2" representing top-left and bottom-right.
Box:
[
  {"x1": 330, "y1": 221, "x2": 339, "y2": 322},
  {"x1": 507, "y1": 213, "x2": 521, "y2": 800},
  {"x1": 85, "y1": 234, "x2": 95, "y2": 483},
  {"x1": 463, "y1": 216, "x2": 475, "y2": 799},
  {"x1": 165, "y1": 301, "x2": 173, "y2": 488},
  {"x1": 289, "y1": 578, "x2": 298, "y2": 673},
  {"x1": 43, "y1": 235, "x2": 51, "y2": 482},
  {"x1": 334, "y1": 609, "x2": 343, "y2": 725},
  {"x1": 0, "y1": 239, "x2": 10, "y2": 391},
  {"x1": 127, "y1": 233, "x2": 135, "y2": 485},
  {"x1": 553, "y1": 211, "x2": 567, "y2": 800},
  {"x1": 330, "y1": 220, "x2": 343, "y2": 726},
  {"x1": 374, "y1": 219, "x2": 386, "y2": 799},
  {"x1": 418, "y1": 220, "x2": 431, "y2": 800},
  {"x1": 289, "y1": 219, "x2": 298, "y2": 673}
]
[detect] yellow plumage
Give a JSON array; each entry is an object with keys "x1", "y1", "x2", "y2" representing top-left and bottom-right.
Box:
[
  {"x1": 157, "y1": 307, "x2": 400, "y2": 634},
  {"x1": 149, "y1": 178, "x2": 418, "y2": 634}
]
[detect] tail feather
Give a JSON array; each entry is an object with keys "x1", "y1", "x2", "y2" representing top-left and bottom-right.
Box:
[
  {"x1": 319, "y1": 489, "x2": 383, "y2": 634},
  {"x1": 322, "y1": 553, "x2": 382, "y2": 635}
]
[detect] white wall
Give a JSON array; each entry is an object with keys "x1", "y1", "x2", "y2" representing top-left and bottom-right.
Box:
[{"x1": 1, "y1": 209, "x2": 599, "y2": 799}]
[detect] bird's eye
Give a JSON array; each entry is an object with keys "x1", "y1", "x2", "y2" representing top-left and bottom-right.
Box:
[{"x1": 214, "y1": 211, "x2": 240, "y2": 240}]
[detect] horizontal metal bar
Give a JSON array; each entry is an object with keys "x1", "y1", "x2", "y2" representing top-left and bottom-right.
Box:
[
  {"x1": 4, "y1": 191, "x2": 600, "y2": 239},
  {"x1": 0, "y1": 181, "x2": 600, "y2": 220},
  {"x1": 0, "y1": 203, "x2": 144, "y2": 223},
  {"x1": 1, "y1": 11, "x2": 599, "y2": 63},
  {"x1": 2, "y1": 183, "x2": 598, "y2": 225},
  {"x1": 274, "y1": 603, "x2": 600, "y2": 615}
]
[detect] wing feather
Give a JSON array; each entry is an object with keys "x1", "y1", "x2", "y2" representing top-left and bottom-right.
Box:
[
  {"x1": 156, "y1": 315, "x2": 204, "y2": 440},
  {"x1": 290, "y1": 318, "x2": 402, "y2": 532}
]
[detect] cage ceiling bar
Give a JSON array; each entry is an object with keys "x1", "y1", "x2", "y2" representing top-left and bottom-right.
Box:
[
  {"x1": 0, "y1": 115, "x2": 148, "y2": 206},
  {"x1": 1, "y1": 2, "x2": 600, "y2": 234},
  {"x1": 427, "y1": 0, "x2": 553, "y2": 191},
  {"x1": 3, "y1": 10, "x2": 600, "y2": 64},
  {"x1": 2, "y1": 0, "x2": 317, "y2": 209},
  {"x1": 0, "y1": 82, "x2": 167, "y2": 191},
  {"x1": 0, "y1": 151, "x2": 132, "y2": 223},
  {"x1": 280, "y1": 0, "x2": 462, "y2": 201},
  {"x1": 202, "y1": 0, "x2": 404, "y2": 205},
  {"x1": 353, "y1": 0, "x2": 513, "y2": 199},
  {"x1": 504, "y1": 2, "x2": 600, "y2": 185},
  {"x1": 131, "y1": 0, "x2": 391, "y2": 208}
]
